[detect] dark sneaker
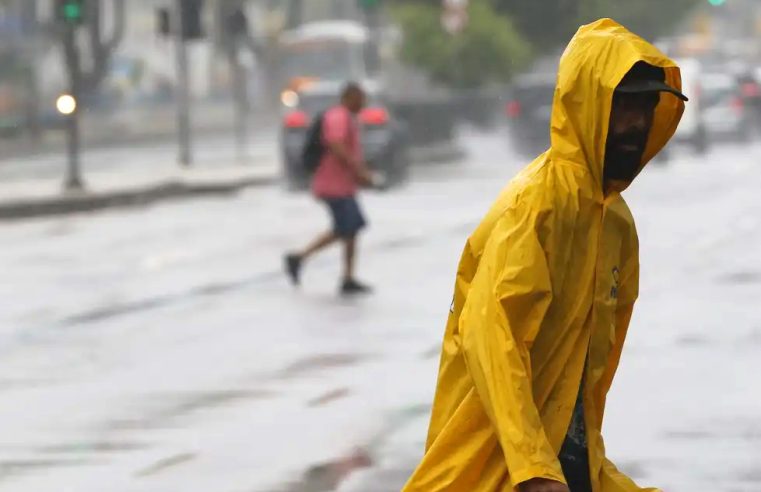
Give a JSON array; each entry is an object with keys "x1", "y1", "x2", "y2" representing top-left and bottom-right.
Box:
[
  {"x1": 285, "y1": 254, "x2": 302, "y2": 286},
  {"x1": 341, "y1": 279, "x2": 372, "y2": 296}
]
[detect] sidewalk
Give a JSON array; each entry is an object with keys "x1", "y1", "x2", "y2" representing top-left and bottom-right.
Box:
[
  {"x1": 0, "y1": 157, "x2": 280, "y2": 221},
  {"x1": 0, "y1": 102, "x2": 279, "y2": 161}
]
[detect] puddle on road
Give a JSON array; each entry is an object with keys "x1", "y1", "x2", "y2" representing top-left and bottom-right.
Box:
[
  {"x1": 104, "y1": 388, "x2": 276, "y2": 431},
  {"x1": 716, "y1": 270, "x2": 761, "y2": 285},
  {"x1": 279, "y1": 354, "x2": 368, "y2": 380},
  {"x1": 0, "y1": 458, "x2": 93, "y2": 482},
  {"x1": 674, "y1": 333, "x2": 711, "y2": 347},
  {"x1": 665, "y1": 418, "x2": 761, "y2": 443},
  {"x1": 0, "y1": 377, "x2": 58, "y2": 391},
  {"x1": 38, "y1": 440, "x2": 149, "y2": 455},
  {"x1": 59, "y1": 271, "x2": 281, "y2": 328},
  {"x1": 135, "y1": 452, "x2": 196, "y2": 477},
  {"x1": 421, "y1": 344, "x2": 440, "y2": 359},
  {"x1": 62, "y1": 296, "x2": 172, "y2": 326},
  {"x1": 738, "y1": 327, "x2": 761, "y2": 346},
  {"x1": 739, "y1": 467, "x2": 761, "y2": 483},
  {"x1": 307, "y1": 387, "x2": 351, "y2": 407},
  {"x1": 663, "y1": 429, "x2": 716, "y2": 440},
  {"x1": 277, "y1": 449, "x2": 373, "y2": 492}
]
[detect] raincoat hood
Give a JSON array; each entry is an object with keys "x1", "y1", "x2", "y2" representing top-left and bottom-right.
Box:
[{"x1": 551, "y1": 18, "x2": 685, "y2": 190}]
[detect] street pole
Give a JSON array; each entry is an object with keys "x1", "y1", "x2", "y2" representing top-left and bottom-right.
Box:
[
  {"x1": 63, "y1": 21, "x2": 84, "y2": 191},
  {"x1": 223, "y1": 3, "x2": 251, "y2": 163},
  {"x1": 361, "y1": 4, "x2": 382, "y2": 75},
  {"x1": 173, "y1": 0, "x2": 193, "y2": 167},
  {"x1": 21, "y1": 0, "x2": 42, "y2": 141},
  {"x1": 231, "y1": 45, "x2": 250, "y2": 162}
]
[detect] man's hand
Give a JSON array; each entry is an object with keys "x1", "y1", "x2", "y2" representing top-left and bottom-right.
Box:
[
  {"x1": 519, "y1": 478, "x2": 570, "y2": 492},
  {"x1": 356, "y1": 166, "x2": 375, "y2": 187}
]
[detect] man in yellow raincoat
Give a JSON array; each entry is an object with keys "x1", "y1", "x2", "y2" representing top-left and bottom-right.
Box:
[{"x1": 402, "y1": 19, "x2": 687, "y2": 492}]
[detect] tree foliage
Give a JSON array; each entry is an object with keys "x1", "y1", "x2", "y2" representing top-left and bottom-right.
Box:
[
  {"x1": 392, "y1": 0, "x2": 531, "y2": 89},
  {"x1": 389, "y1": 0, "x2": 702, "y2": 88},
  {"x1": 493, "y1": 0, "x2": 702, "y2": 51}
]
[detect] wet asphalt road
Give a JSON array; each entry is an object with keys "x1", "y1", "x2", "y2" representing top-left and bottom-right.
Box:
[{"x1": 1, "y1": 132, "x2": 760, "y2": 491}]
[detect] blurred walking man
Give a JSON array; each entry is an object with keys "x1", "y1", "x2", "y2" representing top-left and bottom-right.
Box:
[
  {"x1": 403, "y1": 19, "x2": 687, "y2": 492},
  {"x1": 285, "y1": 83, "x2": 374, "y2": 295}
]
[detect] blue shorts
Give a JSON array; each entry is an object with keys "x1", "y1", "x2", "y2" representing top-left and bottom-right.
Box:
[{"x1": 323, "y1": 196, "x2": 367, "y2": 238}]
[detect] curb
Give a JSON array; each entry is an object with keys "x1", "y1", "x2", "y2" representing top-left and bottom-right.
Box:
[{"x1": 0, "y1": 174, "x2": 279, "y2": 221}]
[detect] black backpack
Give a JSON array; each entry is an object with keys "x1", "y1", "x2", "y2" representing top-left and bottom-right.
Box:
[{"x1": 302, "y1": 112, "x2": 325, "y2": 173}]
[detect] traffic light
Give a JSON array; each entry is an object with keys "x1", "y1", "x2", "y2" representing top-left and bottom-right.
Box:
[
  {"x1": 57, "y1": 0, "x2": 85, "y2": 25},
  {"x1": 708, "y1": 0, "x2": 726, "y2": 6}
]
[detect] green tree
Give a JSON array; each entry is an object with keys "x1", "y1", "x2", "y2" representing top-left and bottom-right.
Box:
[
  {"x1": 492, "y1": 0, "x2": 581, "y2": 51},
  {"x1": 577, "y1": 0, "x2": 702, "y2": 40},
  {"x1": 493, "y1": 0, "x2": 702, "y2": 52},
  {"x1": 392, "y1": 0, "x2": 531, "y2": 89}
]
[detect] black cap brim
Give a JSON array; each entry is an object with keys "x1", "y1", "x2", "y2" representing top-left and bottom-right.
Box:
[{"x1": 616, "y1": 80, "x2": 689, "y2": 102}]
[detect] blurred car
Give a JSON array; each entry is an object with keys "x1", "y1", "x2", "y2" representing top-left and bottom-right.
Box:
[
  {"x1": 0, "y1": 83, "x2": 23, "y2": 136},
  {"x1": 280, "y1": 81, "x2": 410, "y2": 191},
  {"x1": 672, "y1": 58, "x2": 708, "y2": 154},
  {"x1": 701, "y1": 72, "x2": 751, "y2": 143},
  {"x1": 504, "y1": 72, "x2": 556, "y2": 157},
  {"x1": 276, "y1": 21, "x2": 377, "y2": 104},
  {"x1": 737, "y1": 70, "x2": 761, "y2": 131}
]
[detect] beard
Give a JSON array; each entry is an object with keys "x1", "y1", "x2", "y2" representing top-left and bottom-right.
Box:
[{"x1": 603, "y1": 131, "x2": 648, "y2": 182}]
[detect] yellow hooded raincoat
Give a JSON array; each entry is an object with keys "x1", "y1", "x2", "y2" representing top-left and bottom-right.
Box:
[{"x1": 402, "y1": 19, "x2": 684, "y2": 492}]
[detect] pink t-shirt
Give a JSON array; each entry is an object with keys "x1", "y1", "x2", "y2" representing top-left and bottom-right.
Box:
[{"x1": 311, "y1": 105, "x2": 363, "y2": 198}]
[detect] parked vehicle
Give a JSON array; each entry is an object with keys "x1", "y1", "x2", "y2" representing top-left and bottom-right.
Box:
[
  {"x1": 504, "y1": 72, "x2": 556, "y2": 157},
  {"x1": 701, "y1": 72, "x2": 751, "y2": 143},
  {"x1": 737, "y1": 70, "x2": 761, "y2": 132},
  {"x1": 0, "y1": 49, "x2": 26, "y2": 136},
  {"x1": 672, "y1": 58, "x2": 708, "y2": 154}
]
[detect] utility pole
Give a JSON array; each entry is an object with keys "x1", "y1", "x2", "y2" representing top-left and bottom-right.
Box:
[
  {"x1": 57, "y1": 0, "x2": 86, "y2": 191},
  {"x1": 222, "y1": 1, "x2": 253, "y2": 162},
  {"x1": 173, "y1": 0, "x2": 193, "y2": 167},
  {"x1": 21, "y1": 0, "x2": 42, "y2": 141},
  {"x1": 358, "y1": 0, "x2": 382, "y2": 75},
  {"x1": 63, "y1": 23, "x2": 84, "y2": 190},
  {"x1": 286, "y1": 0, "x2": 303, "y2": 29}
]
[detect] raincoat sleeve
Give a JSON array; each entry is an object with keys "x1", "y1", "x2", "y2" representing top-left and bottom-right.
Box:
[{"x1": 460, "y1": 205, "x2": 566, "y2": 486}]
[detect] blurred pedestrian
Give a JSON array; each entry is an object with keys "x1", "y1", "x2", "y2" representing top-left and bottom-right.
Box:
[
  {"x1": 284, "y1": 83, "x2": 375, "y2": 295},
  {"x1": 403, "y1": 19, "x2": 687, "y2": 492}
]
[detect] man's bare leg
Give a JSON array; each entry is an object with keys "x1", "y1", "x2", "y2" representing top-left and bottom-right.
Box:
[
  {"x1": 340, "y1": 235, "x2": 371, "y2": 295},
  {"x1": 301, "y1": 231, "x2": 339, "y2": 259},
  {"x1": 342, "y1": 235, "x2": 357, "y2": 281},
  {"x1": 285, "y1": 231, "x2": 339, "y2": 286}
]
